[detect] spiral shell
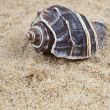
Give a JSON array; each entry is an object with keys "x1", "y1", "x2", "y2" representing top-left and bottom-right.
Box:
[{"x1": 26, "y1": 5, "x2": 106, "y2": 59}]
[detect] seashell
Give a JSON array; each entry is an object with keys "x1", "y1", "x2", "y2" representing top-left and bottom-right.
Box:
[{"x1": 26, "y1": 5, "x2": 106, "y2": 59}]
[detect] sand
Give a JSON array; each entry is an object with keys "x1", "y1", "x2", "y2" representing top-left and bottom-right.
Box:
[{"x1": 0, "y1": 0, "x2": 110, "y2": 110}]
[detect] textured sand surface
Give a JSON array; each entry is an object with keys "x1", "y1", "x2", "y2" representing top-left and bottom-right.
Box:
[{"x1": 0, "y1": 0, "x2": 110, "y2": 110}]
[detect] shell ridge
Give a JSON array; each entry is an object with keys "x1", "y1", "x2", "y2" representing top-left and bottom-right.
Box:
[
  {"x1": 88, "y1": 21, "x2": 99, "y2": 50},
  {"x1": 31, "y1": 18, "x2": 40, "y2": 27},
  {"x1": 39, "y1": 14, "x2": 58, "y2": 56},
  {"x1": 40, "y1": 23, "x2": 50, "y2": 50},
  {"x1": 48, "y1": 6, "x2": 91, "y2": 59},
  {"x1": 74, "y1": 11, "x2": 99, "y2": 56},
  {"x1": 56, "y1": 7, "x2": 88, "y2": 58},
  {"x1": 80, "y1": 15, "x2": 98, "y2": 54},
  {"x1": 53, "y1": 7, "x2": 76, "y2": 57},
  {"x1": 72, "y1": 11, "x2": 92, "y2": 57},
  {"x1": 39, "y1": 7, "x2": 72, "y2": 58},
  {"x1": 49, "y1": 6, "x2": 89, "y2": 59},
  {"x1": 31, "y1": 26, "x2": 43, "y2": 48},
  {"x1": 31, "y1": 23, "x2": 50, "y2": 51},
  {"x1": 53, "y1": 7, "x2": 76, "y2": 45}
]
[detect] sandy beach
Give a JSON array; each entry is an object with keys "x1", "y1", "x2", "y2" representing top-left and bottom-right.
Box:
[{"x1": 0, "y1": 0, "x2": 110, "y2": 110}]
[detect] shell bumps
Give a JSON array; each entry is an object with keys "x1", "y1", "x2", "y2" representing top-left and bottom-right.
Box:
[{"x1": 26, "y1": 5, "x2": 106, "y2": 59}]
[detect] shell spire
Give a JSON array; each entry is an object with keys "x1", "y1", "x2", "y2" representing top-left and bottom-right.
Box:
[
  {"x1": 26, "y1": 5, "x2": 106, "y2": 59},
  {"x1": 26, "y1": 21, "x2": 54, "y2": 54}
]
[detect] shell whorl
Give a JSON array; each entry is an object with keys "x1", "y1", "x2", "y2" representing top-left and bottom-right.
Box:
[
  {"x1": 26, "y1": 5, "x2": 106, "y2": 59},
  {"x1": 26, "y1": 21, "x2": 54, "y2": 53}
]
